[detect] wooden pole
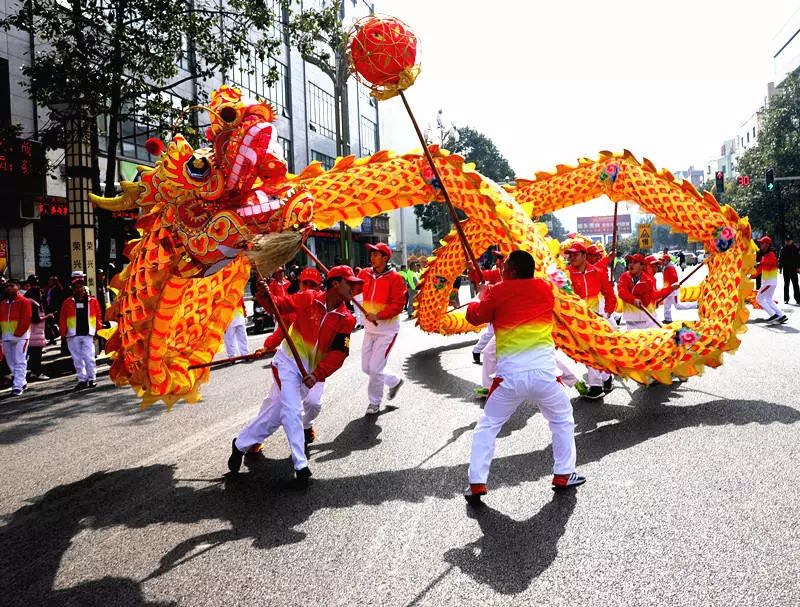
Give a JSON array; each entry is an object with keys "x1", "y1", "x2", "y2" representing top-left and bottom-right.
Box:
[
  {"x1": 300, "y1": 243, "x2": 378, "y2": 326},
  {"x1": 255, "y1": 272, "x2": 309, "y2": 377},
  {"x1": 398, "y1": 90, "x2": 484, "y2": 284},
  {"x1": 189, "y1": 353, "x2": 267, "y2": 370},
  {"x1": 636, "y1": 304, "x2": 663, "y2": 328},
  {"x1": 609, "y1": 201, "x2": 619, "y2": 282},
  {"x1": 655, "y1": 260, "x2": 706, "y2": 306}
]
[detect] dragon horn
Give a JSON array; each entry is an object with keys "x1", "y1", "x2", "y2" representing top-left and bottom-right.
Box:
[{"x1": 89, "y1": 181, "x2": 145, "y2": 211}]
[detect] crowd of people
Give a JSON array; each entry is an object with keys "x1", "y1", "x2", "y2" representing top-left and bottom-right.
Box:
[{"x1": 0, "y1": 270, "x2": 112, "y2": 395}]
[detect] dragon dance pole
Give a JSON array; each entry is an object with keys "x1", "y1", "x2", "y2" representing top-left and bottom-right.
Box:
[
  {"x1": 609, "y1": 201, "x2": 619, "y2": 282},
  {"x1": 299, "y1": 243, "x2": 378, "y2": 326},
  {"x1": 655, "y1": 260, "x2": 706, "y2": 306},
  {"x1": 189, "y1": 353, "x2": 267, "y2": 370},
  {"x1": 636, "y1": 304, "x2": 663, "y2": 328},
  {"x1": 398, "y1": 90, "x2": 484, "y2": 284}
]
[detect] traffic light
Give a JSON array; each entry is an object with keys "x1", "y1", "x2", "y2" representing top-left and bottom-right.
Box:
[
  {"x1": 765, "y1": 168, "x2": 775, "y2": 191},
  {"x1": 715, "y1": 171, "x2": 724, "y2": 192}
]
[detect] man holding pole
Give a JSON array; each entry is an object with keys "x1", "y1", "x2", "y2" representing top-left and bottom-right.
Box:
[
  {"x1": 660, "y1": 253, "x2": 697, "y2": 323},
  {"x1": 565, "y1": 242, "x2": 617, "y2": 399},
  {"x1": 228, "y1": 266, "x2": 361, "y2": 487},
  {"x1": 360, "y1": 242, "x2": 407, "y2": 415}
]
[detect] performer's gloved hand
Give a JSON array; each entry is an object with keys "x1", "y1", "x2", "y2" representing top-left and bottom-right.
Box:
[{"x1": 302, "y1": 374, "x2": 318, "y2": 388}]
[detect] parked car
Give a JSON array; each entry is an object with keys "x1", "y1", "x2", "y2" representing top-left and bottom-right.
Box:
[
  {"x1": 696, "y1": 251, "x2": 706, "y2": 264},
  {"x1": 668, "y1": 250, "x2": 697, "y2": 267}
]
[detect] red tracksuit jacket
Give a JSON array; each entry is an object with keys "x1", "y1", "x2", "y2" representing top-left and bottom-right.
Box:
[
  {"x1": 257, "y1": 289, "x2": 356, "y2": 381},
  {"x1": 358, "y1": 267, "x2": 407, "y2": 331},
  {"x1": 568, "y1": 264, "x2": 617, "y2": 315}
]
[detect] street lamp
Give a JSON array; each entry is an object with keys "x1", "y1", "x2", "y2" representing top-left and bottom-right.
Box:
[{"x1": 47, "y1": 99, "x2": 97, "y2": 292}]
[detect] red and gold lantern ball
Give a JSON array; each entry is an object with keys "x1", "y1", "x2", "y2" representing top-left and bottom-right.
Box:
[{"x1": 349, "y1": 15, "x2": 420, "y2": 98}]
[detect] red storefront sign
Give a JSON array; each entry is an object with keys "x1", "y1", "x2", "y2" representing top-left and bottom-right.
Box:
[{"x1": 576, "y1": 214, "x2": 632, "y2": 235}]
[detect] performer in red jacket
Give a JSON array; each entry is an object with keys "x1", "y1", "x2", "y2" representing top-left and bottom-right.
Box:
[
  {"x1": 463, "y1": 250, "x2": 585, "y2": 505},
  {"x1": 359, "y1": 242, "x2": 407, "y2": 415},
  {"x1": 660, "y1": 253, "x2": 697, "y2": 323},
  {"x1": 59, "y1": 276, "x2": 103, "y2": 390},
  {"x1": 0, "y1": 278, "x2": 32, "y2": 396},
  {"x1": 228, "y1": 266, "x2": 361, "y2": 487},
  {"x1": 618, "y1": 254, "x2": 675, "y2": 329},
  {"x1": 565, "y1": 242, "x2": 617, "y2": 399}
]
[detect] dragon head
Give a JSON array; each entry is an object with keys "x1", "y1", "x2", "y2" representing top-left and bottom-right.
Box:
[{"x1": 90, "y1": 86, "x2": 313, "y2": 277}]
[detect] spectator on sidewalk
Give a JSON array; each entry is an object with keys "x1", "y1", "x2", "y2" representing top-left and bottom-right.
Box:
[
  {"x1": 1, "y1": 279, "x2": 32, "y2": 396},
  {"x1": 25, "y1": 285, "x2": 51, "y2": 381},
  {"x1": 95, "y1": 268, "x2": 114, "y2": 327},
  {"x1": 59, "y1": 276, "x2": 102, "y2": 390},
  {"x1": 778, "y1": 235, "x2": 800, "y2": 305},
  {"x1": 45, "y1": 276, "x2": 66, "y2": 345}
]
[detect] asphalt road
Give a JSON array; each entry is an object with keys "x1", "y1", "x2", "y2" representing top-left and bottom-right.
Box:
[{"x1": 1, "y1": 290, "x2": 799, "y2": 606}]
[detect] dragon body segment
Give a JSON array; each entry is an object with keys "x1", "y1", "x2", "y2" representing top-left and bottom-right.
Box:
[{"x1": 94, "y1": 87, "x2": 754, "y2": 406}]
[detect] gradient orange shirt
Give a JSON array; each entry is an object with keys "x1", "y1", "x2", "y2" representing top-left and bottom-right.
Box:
[{"x1": 466, "y1": 278, "x2": 557, "y2": 375}]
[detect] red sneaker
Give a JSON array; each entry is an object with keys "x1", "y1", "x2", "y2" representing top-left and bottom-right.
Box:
[
  {"x1": 464, "y1": 483, "x2": 488, "y2": 505},
  {"x1": 552, "y1": 472, "x2": 586, "y2": 490}
]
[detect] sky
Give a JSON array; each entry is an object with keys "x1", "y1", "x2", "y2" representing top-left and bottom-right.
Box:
[{"x1": 376, "y1": 0, "x2": 800, "y2": 231}]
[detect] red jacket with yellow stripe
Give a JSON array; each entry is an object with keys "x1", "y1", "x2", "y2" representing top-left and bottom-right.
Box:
[
  {"x1": 568, "y1": 264, "x2": 617, "y2": 315},
  {"x1": 258, "y1": 289, "x2": 356, "y2": 381},
  {"x1": 466, "y1": 278, "x2": 556, "y2": 376},
  {"x1": 358, "y1": 267, "x2": 407, "y2": 333},
  {"x1": 59, "y1": 296, "x2": 102, "y2": 337},
  {"x1": 0, "y1": 294, "x2": 32, "y2": 340},
  {"x1": 617, "y1": 271, "x2": 672, "y2": 311}
]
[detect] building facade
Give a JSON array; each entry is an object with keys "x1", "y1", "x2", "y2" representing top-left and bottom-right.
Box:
[{"x1": 0, "y1": 0, "x2": 389, "y2": 282}]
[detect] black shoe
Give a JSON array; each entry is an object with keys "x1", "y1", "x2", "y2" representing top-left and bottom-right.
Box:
[
  {"x1": 294, "y1": 466, "x2": 312, "y2": 489},
  {"x1": 472, "y1": 352, "x2": 482, "y2": 365},
  {"x1": 387, "y1": 379, "x2": 404, "y2": 400},
  {"x1": 464, "y1": 483, "x2": 487, "y2": 506},
  {"x1": 775, "y1": 315, "x2": 789, "y2": 324},
  {"x1": 603, "y1": 377, "x2": 614, "y2": 394},
  {"x1": 761, "y1": 314, "x2": 779, "y2": 323},
  {"x1": 88, "y1": 380, "x2": 97, "y2": 388},
  {"x1": 227, "y1": 438, "x2": 244, "y2": 473},
  {"x1": 583, "y1": 386, "x2": 604, "y2": 400},
  {"x1": 74, "y1": 381, "x2": 88, "y2": 391}
]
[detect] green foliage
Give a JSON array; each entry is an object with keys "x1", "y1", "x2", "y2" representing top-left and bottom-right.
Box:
[
  {"x1": 414, "y1": 124, "x2": 516, "y2": 241},
  {"x1": 731, "y1": 73, "x2": 800, "y2": 239},
  {"x1": 0, "y1": 0, "x2": 321, "y2": 194}
]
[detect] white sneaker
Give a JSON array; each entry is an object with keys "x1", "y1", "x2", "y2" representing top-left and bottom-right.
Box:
[{"x1": 365, "y1": 403, "x2": 380, "y2": 415}]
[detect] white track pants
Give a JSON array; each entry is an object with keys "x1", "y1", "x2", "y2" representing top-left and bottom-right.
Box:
[
  {"x1": 67, "y1": 335, "x2": 96, "y2": 382},
  {"x1": 353, "y1": 294, "x2": 365, "y2": 327},
  {"x1": 235, "y1": 356, "x2": 309, "y2": 470},
  {"x1": 468, "y1": 369, "x2": 576, "y2": 484},
  {"x1": 224, "y1": 323, "x2": 248, "y2": 357},
  {"x1": 362, "y1": 331, "x2": 401, "y2": 406},
  {"x1": 2, "y1": 339, "x2": 28, "y2": 390},
  {"x1": 554, "y1": 350, "x2": 579, "y2": 388},
  {"x1": 663, "y1": 293, "x2": 698, "y2": 322},
  {"x1": 472, "y1": 323, "x2": 495, "y2": 354},
  {"x1": 757, "y1": 283, "x2": 782, "y2": 318},
  {"x1": 482, "y1": 336, "x2": 497, "y2": 389}
]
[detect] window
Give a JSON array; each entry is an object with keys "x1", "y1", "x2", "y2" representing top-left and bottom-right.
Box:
[
  {"x1": 232, "y1": 46, "x2": 289, "y2": 115},
  {"x1": 359, "y1": 115, "x2": 377, "y2": 156},
  {"x1": 307, "y1": 82, "x2": 336, "y2": 140},
  {"x1": 278, "y1": 136, "x2": 293, "y2": 172},
  {"x1": 752, "y1": 126, "x2": 756, "y2": 137},
  {"x1": 311, "y1": 149, "x2": 335, "y2": 171},
  {"x1": 178, "y1": 35, "x2": 192, "y2": 72},
  {"x1": 116, "y1": 93, "x2": 186, "y2": 161}
]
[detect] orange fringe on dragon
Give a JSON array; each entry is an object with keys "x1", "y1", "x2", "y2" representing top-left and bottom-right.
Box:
[{"x1": 91, "y1": 87, "x2": 755, "y2": 408}]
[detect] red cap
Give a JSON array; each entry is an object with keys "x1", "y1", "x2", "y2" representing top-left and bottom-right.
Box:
[
  {"x1": 644, "y1": 255, "x2": 660, "y2": 265},
  {"x1": 564, "y1": 242, "x2": 587, "y2": 254},
  {"x1": 299, "y1": 267, "x2": 322, "y2": 285},
  {"x1": 586, "y1": 245, "x2": 602, "y2": 256},
  {"x1": 366, "y1": 242, "x2": 392, "y2": 258},
  {"x1": 757, "y1": 236, "x2": 772, "y2": 246},
  {"x1": 327, "y1": 265, "x2": 363, "y2": 283},
  {"x1": 629, "y1": 253, "x2": 645, "y2": 264}
]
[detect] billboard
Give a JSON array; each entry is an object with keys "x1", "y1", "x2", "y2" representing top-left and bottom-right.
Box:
[{"x1": 576, "y1": 214, "x2": 632, "y2": 236}]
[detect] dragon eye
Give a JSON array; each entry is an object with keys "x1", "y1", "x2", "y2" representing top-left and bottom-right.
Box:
[
  {"x1": 219, "y1": 106, "x2": 238, "y2": 123},
  {"x1": 186, "y1": 155, "x2": 210, "y2": 180}
]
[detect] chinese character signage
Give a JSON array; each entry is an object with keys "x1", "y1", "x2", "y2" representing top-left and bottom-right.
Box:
[
  {"x1": 576, "y1": 214, "x2": 632, "y2": 236},
  {"x1": 0, "y1": 239, "x2": 7, "y2": 276},
  {"x1": 38, "y1": 196, "x2": 69, "y2": 217},
  {"x1": 0, "y1": 137, "x2": 45, "y2": 197}
]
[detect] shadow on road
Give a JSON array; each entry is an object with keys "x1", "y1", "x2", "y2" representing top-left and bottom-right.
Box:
[
  {"x1": 309, "y1": 405, "x2": 397, "y2": 463},
  {"x1": 404, "y1": 339, "x2": 481, "y2": 404},
  {"x1": 2, "y1": 395, "x2": 798, "y2": 603},
  {"x1": 0, "y1": 382, "x2": 158, "y2": 446},
  {"x1": 444, "y1": 489, "x2": 578, "y2": 594}
]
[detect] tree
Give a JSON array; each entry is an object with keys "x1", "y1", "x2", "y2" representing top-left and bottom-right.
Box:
[
  {"x1": 414, "y1": 120, "x2": 517, "y2": 242},
  {"x1": 732, "y1": 73, "x2": 800, "y2": 240},
  {"x1": 539, "y1": 212, "x2": 567, "y2": 241},
  {"x1": 1, "y1": 0, "x2": 324, "y2": 197}
]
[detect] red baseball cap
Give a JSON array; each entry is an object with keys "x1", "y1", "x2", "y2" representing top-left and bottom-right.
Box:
[
  {"x1": 366, "y1": 242, "x2": 392, "y2": 258},
  {"x1": 299, "y1": 267, "x2": 322, "y2": 285},
  {"x1": 644, "y1": 255, "x2": 660, "y2": 265},
  {"x1": 564, "y1": 242, "x2": 587, "y2": 254},
  {"x1": 327, "y1": 265, "x2": 363, "y2": 283},
  {"x1": 756, "y1": 236, "x2": 772, "y2": 246},
  {"x1": 629, "y1": 253, "x2": 645, "y2": 264},
  {"x1": 586, "y1": 244, "x2": 602, "y2": 256}
]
